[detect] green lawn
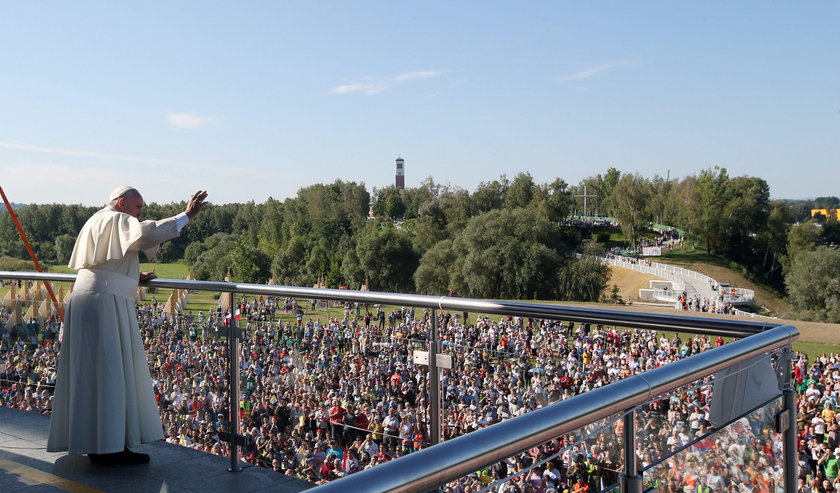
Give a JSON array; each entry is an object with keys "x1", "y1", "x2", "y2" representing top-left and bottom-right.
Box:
[
  {"x1": 659, "y1": 247, "x2": 734, "y2": 268},
  {"x1": 140, "y1": 262, "x2": 190, "y2": 279},
  {"x1": 791, "y1": 340, "x2": 840, "y2": 362}
]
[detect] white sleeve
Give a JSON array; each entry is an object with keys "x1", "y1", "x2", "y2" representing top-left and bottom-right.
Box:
[{"x1": 175, "y1": 212, "x2": 189, "y2": 232}]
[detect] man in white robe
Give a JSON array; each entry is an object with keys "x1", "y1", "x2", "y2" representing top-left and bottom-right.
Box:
[{"x1": 47, "y1": 186, "x2": 208, "y2": 465}]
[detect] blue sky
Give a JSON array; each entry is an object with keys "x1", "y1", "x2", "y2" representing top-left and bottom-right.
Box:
[{"x1": 1, "y1": 1, "x2": 837, "y2": 206}]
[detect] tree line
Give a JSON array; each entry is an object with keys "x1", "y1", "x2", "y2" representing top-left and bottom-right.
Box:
[
  {"x1": 1, "y1": 169, "x2": 838, "y2": 320},
  {"x1": 572, "y1": 166, "x2": 840, "y2": 322},
  {"x1": 0, "y1": 177, "x2": 605, "y2": 302}
]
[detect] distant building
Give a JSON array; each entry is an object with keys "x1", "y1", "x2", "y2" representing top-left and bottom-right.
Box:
[
  {"x1": 811, "y1": 209, "x2": 840, "y2": 221},
  {"x1": 395, "y1": 157, "x2": 405, "y2": 189}
]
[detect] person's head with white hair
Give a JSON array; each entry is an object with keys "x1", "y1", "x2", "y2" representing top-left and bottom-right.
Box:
[{"x1": 108, "y1": 186, "x2": 144, "y2": 218}]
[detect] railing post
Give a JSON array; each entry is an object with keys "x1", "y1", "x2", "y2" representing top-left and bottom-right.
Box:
[
  {"x1": 429, "y1": 308, "x2": 440, "y2": 445},
  {"x1": 783, "y1": 346, "x2": 798, "y2": 493},
  {"x1": 228, "y1": 290, "x2": 242, "y2": 472},
  {"x1": 620, "y1": 410, "x2": 643, "y2": 493}
]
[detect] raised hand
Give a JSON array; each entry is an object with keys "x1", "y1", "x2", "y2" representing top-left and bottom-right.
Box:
[{"x1": 185, "y1": 190, "x2": 209, "y2": 219}]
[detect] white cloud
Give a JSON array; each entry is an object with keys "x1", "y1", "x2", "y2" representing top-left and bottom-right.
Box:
[
  {"x1": 0, "y1": 140, "x2": 212, "y2": 169},
  {"x1": 166, "y1": 112, "x2": 214, "y2": 129},
  {"x1": 394, "y1": 70, "x2": 445, "y2": 82},
  {"x1": 332, "y1": 70, "x2": 445, "y2": 96},
  {"x1": 557, "y1": 59, "x2": 642, "y2": 82},
  {"x1": 0, "y1": 140, "x2": 278, "y2": 187},
  {"x1": 332, "y1": 83, "x2": 383, "y2": 96}
]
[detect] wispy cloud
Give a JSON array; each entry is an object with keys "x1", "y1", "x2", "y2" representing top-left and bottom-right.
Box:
[
  {"x1": 332, "y1": 82, "x2": 384, "y2": 96},
  {"x1": 166, "y1": 112, "x2": 215, "y2": 129},
  {"x1": 0, "y1": 141, "x2": 212, "y2": 169},
  {"x1": 394, "y1": 71, "x2": 443, "y2": 82},
  {"x1": 0, "y1": 141, "x2": 290, "y2": 184},
  {"x1": 557, "y1": 59, "x2": 642, "y2": 82},
  {"x1": 332, "y1": 70, "x2": 445, "y2": 96}
]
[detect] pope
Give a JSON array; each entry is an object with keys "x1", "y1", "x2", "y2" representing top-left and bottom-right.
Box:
[{"x1": 47, "y1": 186, "x2": 208, "y2": 465}]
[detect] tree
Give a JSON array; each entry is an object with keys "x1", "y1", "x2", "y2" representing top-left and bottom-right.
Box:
[
  {"x1": 407, "y1": 203, "x2": 448, "y2": 253},
  {"x1": 441, "y1": 187, "x2": 475, "y2": 235},
  {"x1": 472, "y1": 176, "x2": 508, "y2": 213},
  {"x1": 663, "y1": 176, "x2": 699, "y2": 235},
  {"x1": 372, "y1": 186, "x2": 403, "y2": 218},
  {"x1": 556, "y1": 242, "x2": 611, "y2": 301},
  {"x1": 785, "y1": 247, "x2": 840, "y2": 323},
  {"x1": 191, "y1": 234, "x2": 239, "y2": 281},
  {"x1": 414, "y1": 239, "x2": 457, "y2": 295},
  {"x1": 340, "y1": 248, "x2": 364, "y2": 290},
  {"x1": 693, "y1": 167, "x2": 731, "y2": 253},
  {"x1": 401, "y1": 176, "x2": 442, "y2": 219},
  {"x1": 577, "y1": 167, "x2": 621, "y2": 216},
  {"x1": 444, "y1": 208, "x2": 569, "y2": 299},
  {"x1": 343, "y1": 224, "x2": 418, "y2": 292},
  {"x1": 0, "y1": 213, "x2": 18, "y2": 256},
  {"x1": 228, "y1": 240, "x2": 271, "y2": 283},
  {"x1": 647, "y1": 175, "x2": 674, "y2": 226},
  {"x1": 54, "y1": 234, "x2": 76, "y2": 265},
  {"x1": 814, "y1": 196, "x2": 840, "y2": 209},
  {"x1": 384, "y1": 193, "x2": 406, "y2": 219},
  {"x1": 273, "y1": 236, "x2": 310, "y2": 286},
  {"x1": 611, "y1": 174, "x2": 652, "y2": 251},
  {"x1": 753, "y1": 201, "x2": 792, "y2": 286},
  {"x1": 823, "y1": 222, "x2": 840, "y2": 248},
  {"x1": 504, "y1": 172, "x2": 535, "y2": 209},
  {"x1": 533, "y1": 178, "x2": 573, "y2": 223},
  {"x1": 305, "y1": 244, "x2": 343, "y2": 288},
  {"x1": 153, "y1": 241, "x2": 181, "y2": 263},
  {"x1": 257, "y1": 197, "x2": 285, "y2": 257},
  {"x1": 785, "y1": 221, "x2": 822, "y2": 268},
  {"x1": 721, "y1": 176, "x2": 770, "y2": 257},
  {"x1": 231, "y1": 201, "x2": 260, "y2": 245}
]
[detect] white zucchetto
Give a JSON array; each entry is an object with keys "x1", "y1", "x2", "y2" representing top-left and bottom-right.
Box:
[{"x1": 108, "y1": 186, "x2": 137, "y2": 202}]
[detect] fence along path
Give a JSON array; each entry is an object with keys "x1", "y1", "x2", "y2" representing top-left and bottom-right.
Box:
[{"x1": 602, "y1": 254, "x2": 765, "y2": 318}]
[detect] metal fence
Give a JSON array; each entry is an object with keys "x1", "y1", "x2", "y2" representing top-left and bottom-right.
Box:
[
  {"x1": 602, "y1": 254, "x2": 756, "y2": 306},
  {"x1": 0, "y1": 271, "x2": 797, "y2": 492}
]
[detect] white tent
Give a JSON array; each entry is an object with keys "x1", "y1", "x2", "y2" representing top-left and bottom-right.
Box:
[{"x1": 2, "y1": 283, "x2": 17, "y2": 310}]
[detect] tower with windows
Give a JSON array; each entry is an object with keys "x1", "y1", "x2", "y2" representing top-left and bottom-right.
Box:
[{"x1": 395, "y1": 157, "x2": 405, "y2": 189}]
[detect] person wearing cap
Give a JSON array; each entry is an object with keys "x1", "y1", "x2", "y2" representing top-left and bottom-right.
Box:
[{"x1": 47, "y1": 186, "x2": 208, "y2": 465}]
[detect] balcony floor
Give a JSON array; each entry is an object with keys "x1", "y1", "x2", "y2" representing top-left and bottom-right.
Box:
[{"x1": 0, "y1": 406, "x2": 312, "y2": 493}]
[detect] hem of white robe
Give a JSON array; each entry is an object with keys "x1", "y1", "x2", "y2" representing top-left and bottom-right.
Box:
[{"x1": 46, "y1": 435, "x2": 164, "y2": 455}]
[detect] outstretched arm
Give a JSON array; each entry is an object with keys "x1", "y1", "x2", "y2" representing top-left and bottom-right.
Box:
[{"x1": 136, "y1": 190, "x2": 209, "y2": 258}]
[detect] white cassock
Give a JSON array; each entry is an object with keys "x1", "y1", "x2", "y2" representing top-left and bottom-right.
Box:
[{"x1": 47, "y1": 206, "x2": 188, "y2": 454}]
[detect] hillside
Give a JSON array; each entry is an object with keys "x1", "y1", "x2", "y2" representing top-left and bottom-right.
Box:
[
  {"x1": 606, "y1": 257, "x2": 839, "y2": 356},
  {"x1": 655, "y1": 257, "x2": 791, "y2": 317},
  {"x1": 605, "y1": 266, "x2": 665, "y2": 302}
]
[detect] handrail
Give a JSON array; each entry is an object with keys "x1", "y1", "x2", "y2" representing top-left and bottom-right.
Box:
[
  {"x1": 306, "y1": 324, "x2": 798, "y2": 493},
  {"x1": 0, "y1": 271, "x2": 779, "y2": 337}
]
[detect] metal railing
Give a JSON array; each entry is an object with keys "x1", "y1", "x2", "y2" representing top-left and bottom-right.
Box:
[
  {"x1": 0, "y1": 271, "x2": 797, "y2": 492},
  {"x1": 305, "y1": 324, "x2": 797, "y2": 493}
]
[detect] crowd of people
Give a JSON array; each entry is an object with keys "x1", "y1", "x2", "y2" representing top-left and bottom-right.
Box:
[
  {"x1": 675, "y1": 290, "x2": 739, "y2": 316},
  {"x1": 0, "y1": 285, "x2": 814, "y2": 492}
]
